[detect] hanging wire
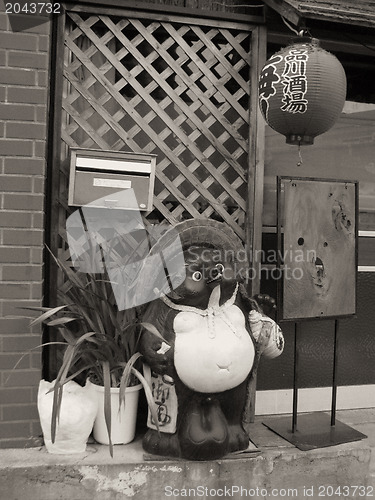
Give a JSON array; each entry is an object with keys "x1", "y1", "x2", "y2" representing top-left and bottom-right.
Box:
[
  {"x1": 343, "y1": 32, "x2": 375, "y2": 54},
  {"x1": 303, "y1": 27, "x2": 313, "y2": 38},
  {"x1": 281, "y1": 15, "x2": 300, "y2": 36},
  {"x1": 281, "y1": 15, "x2": 312, "y2": 39},
  {"x1": 297, "y1": 143, "x2": 303, "y2": 167}
]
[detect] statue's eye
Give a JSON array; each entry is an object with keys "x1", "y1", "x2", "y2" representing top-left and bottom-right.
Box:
[
  {"x1": 192, "y1": 271, "x2": 203, "y2": 282},
  {"x1": 216, "y1": 263, "x2": 224, "y2": 273}
]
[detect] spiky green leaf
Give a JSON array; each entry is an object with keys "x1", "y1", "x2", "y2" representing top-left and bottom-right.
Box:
[{"x1": 29, "y1": 305, "x2": 70, "y2": 326}]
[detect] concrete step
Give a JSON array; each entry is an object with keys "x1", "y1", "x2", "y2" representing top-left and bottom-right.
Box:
[{"x1": 0, "y1": 410, "x2": 372, "y2": 500}]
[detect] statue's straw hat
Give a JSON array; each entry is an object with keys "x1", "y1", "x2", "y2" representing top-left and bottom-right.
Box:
[
  {"x1": 152, "y1": 218, "x2": 244, "y2": 257},
  {"x1": 135, "y1": 219, "x2": 248, "y2": 304}
]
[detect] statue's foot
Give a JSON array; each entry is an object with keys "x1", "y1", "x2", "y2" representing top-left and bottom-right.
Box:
[
  {"x1": 179, "y1": 396, "x2": 229, "y2": 461},
  {"x1": 227, "y1": 423, "x2": 249, "y2": 453},
  {"x1": 142, "y1": 429, "x2": 180, "y2": 458}
]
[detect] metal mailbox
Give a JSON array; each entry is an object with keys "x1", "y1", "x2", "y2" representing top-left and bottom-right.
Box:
[{"x1": 68, "y1": 148, "x2": 156, "y2": 211}]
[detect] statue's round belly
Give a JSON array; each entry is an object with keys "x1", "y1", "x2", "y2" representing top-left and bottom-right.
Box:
[{"x1": 173, "y1": 306, "x2": 255, "y2": 393}]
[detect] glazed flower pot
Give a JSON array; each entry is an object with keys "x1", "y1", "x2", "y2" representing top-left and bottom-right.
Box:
[
  {"x1": 92, "y1": 383, "x2": 142, "y2": 445},
  {"x1": 37, "y1": 379, "x2": 98, "y2": 454}
]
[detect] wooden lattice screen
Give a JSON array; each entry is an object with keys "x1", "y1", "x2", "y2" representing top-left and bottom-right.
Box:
[{"x1": 56, "y1": 9, "x2": 257, "y2": 253}]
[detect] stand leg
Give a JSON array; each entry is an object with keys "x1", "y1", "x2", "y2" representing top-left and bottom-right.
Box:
[
  {"x1": 331, "y1": 319, "x2": 339, "y2": 426},
  {"x1": 263, "y1": 321, "x2": 366, "y2": 450},
  {"x1": 292, "y1": 322, "x2": 299, "y2": 433}
]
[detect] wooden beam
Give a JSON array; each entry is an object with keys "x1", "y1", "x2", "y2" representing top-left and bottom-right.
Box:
[
  {"x1": 64, "y1": 0, "x2": 265, "y2": 26},
  {"x1": 263, "y1": 0, "x2": 302, "y2": 28}
]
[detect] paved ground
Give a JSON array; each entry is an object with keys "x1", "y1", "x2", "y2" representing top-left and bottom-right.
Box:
[
  {"x1": 254, "y1": 408, "x2": 375, "y2": 488},
  {"x1": 336, "y1": 408, "x2": 375, "y2": 488}
]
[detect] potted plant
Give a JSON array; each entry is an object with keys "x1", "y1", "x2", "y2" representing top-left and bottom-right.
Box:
[{"x1": 29, "y1": 247, "x2": 161, "y2": 457}]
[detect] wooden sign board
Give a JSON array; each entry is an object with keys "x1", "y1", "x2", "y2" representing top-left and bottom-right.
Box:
[{"x1": 277, "y1": 177, "x2": 358, "y2": 321}]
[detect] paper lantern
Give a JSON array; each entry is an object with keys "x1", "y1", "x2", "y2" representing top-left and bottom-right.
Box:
[{"x1": 258, "y1": 37, "x2": 346, "y2": 145}]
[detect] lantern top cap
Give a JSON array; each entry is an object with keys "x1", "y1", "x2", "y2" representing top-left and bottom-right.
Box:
[{"x1": 289, "y1": 36, "x2": 320, "y2": 46}]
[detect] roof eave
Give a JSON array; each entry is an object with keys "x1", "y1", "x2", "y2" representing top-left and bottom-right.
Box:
[{"x1": 262, "y1": 0, "x2": 375, "y2": 29}]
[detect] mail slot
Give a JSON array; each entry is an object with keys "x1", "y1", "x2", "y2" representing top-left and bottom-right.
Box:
[{"x1": 68, "y1": 148, "x2": 156, "y2": 211}]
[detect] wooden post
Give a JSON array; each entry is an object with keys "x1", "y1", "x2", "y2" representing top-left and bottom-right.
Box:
[
  {"x1": 246, "y1": 25, "x2": 267, "y2": 298},
  {"x1": 243, "y1": 24, "x2": 267, "y2": 425},
  {"x1": 44, "y1": 9, "x2": 67, "y2": 381}
]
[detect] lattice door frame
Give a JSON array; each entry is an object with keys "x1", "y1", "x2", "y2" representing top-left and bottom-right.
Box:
[{"x1": 45, "y1": 2, "x2": 266, "y2": 376}]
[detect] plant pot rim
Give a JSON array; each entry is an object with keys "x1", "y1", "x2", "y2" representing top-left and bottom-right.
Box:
[{"x1": 90, "y1": 381, "x2": 142, "y2": 393}]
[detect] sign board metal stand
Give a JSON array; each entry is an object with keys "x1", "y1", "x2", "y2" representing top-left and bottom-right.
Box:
[
  {"x1": 263, "y1": 177, "x2": 366, "y2": 450},
  {"x1": 263, "y1": 320, "x2": 366, "y2": 451}
]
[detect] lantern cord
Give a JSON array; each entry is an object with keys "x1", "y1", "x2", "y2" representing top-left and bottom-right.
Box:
[
  {"x1": 303, "y1": 28, "x2": 313, "y2": 38},
  {"x1": 281, "y1": 16, "x2": 311, "y2": 38},
  {"x1": 281, "y1": 16, "x2": 300, "y2": 36},
  {"x1": 297, "y1": 144, "x2": 303, "y2": 167}
]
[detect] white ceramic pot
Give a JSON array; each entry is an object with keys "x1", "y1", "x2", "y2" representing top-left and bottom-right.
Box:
[{"x1": 92, "y1": 383, "x2": 142, "y2": 445}]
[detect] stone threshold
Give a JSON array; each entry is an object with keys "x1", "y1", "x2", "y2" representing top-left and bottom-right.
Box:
[{"x1": 0, "y1": 411, "x2": 373, "y2": 500}]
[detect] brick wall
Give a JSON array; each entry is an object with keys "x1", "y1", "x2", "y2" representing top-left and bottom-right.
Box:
[{"x1": 0, "y1": 6, "x2": 50, "y2": 448}]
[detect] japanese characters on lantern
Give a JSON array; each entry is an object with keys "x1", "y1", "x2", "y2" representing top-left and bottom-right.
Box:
[
  {"x1": 258, "y1": 38, "x2": 346, "y2": 145},
  {"x1": 259, "y1": 47, "x2": 309, "y2": 119}
]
